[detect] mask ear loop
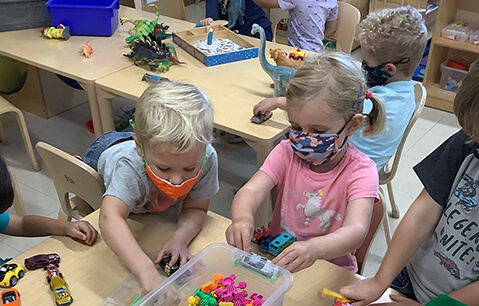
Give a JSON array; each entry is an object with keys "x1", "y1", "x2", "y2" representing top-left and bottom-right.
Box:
[{"x1": 130, "y1": 119, "x2": 150, "y2": 167}]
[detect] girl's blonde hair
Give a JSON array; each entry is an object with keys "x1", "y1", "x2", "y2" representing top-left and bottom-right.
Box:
[
  {"x1": 134, "y1": 81, "x2": 214, "y2": 152},
  {"x1": 286, "y1": 52, "x2": 386, "y2": 136}
]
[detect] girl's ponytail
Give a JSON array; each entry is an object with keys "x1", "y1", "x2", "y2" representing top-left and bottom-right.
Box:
[{"x1": 362, "y1": 93, "x2": 386, "y2": 137}]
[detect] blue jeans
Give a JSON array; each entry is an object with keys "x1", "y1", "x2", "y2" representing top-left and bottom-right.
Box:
[
  {"x1": 390, "y1": 267, "x2": 418, "y2": 301},
  {"x1": 83, "y1": 131, "x2": 134, "y2": 171}
]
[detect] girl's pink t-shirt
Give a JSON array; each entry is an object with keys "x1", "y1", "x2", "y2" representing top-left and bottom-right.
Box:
[{"x1": 260, "y1": 140, "x2": 378, "y2": 272}]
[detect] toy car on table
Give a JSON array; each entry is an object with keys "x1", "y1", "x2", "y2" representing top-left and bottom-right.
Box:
[
  {"x1": 0, "y1": 263, "x2": 24, "y2": 287},
  {"x1": 288, "y1": 48, "x2": 305, "y2": 61},
  {"x1": 251, "y1": 226, "x2": 272, "y2": 244},
  {"x1": 1, "y1": 288, "x2": 20, "y2": 306},
  {"x1": 158, "y1": 254, "x2": 180, "y2": 277},
  {"x1": 24, "y1": 253, "x2": 60, "y2": 270},
  {"x1": 48, "y1": 271, "x2": 72, "y2": 306}
]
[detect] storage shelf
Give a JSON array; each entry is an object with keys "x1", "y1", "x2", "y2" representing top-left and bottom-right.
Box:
[
  {"x1": 435, "y1": 36, "x2": 479, "y2": 54},
  {"x1": 425, "y1": 83, "x2": 456, "y2": 112}
]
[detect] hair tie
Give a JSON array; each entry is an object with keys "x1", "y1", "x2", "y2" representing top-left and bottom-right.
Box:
[{"x1": 365, "y1": 90, "x2": 372, "y2": 100}]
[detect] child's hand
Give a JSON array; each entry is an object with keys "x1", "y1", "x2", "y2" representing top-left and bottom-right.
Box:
[
  {"x1": 155, "y1": 239, "x2": 193, "y2": 268},
  {"x1": 138, "y1": 269, "x2": 166, "y2": 296},
  {"x1": 339, "y1": 278, "x2": 386, "y2": 306},
  {"x1": 199, "y1": 17, "x2": 214, "y2": 26},
  {"x1": 271, "y1": 240, "x2": 318, "y2": 273},
  {"x1": 253, "y1": 98, "x2": 280, "y2": 116},
  {"x1": 225, "y1": 219, "x2": 254, "y2": 252},
  {"x1": 65, "y1": 220, "x2": 98, "y2": 246},
  {"x1": 371, "y1": 295, "x2": 422, "y2": 306}
]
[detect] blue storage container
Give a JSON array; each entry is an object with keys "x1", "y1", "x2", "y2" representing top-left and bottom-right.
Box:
[{"x1": 46, "y1": 0, "x2": 119, "y2": 36}]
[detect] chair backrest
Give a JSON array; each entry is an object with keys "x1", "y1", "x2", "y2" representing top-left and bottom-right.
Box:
[
  {"x1": 330, "y1": 1, "x2": 361, "y2": 54},
  {"x1": 269, "y1": 8, "x2": 289, "y2": 43},
  {"x1": 355, "y1": 191, "x2": 386, "y2": 274},
  {"x1": 378, "y1": 82, "x2": 427, "y2": 185},
  {"x1": 8, "y1": 168, "x2": 26, "y2": 216},
  {"x1": 35, "y1": 142, "x2": 105, "y2": 220},
  {"x1": 269, "y1": 2, "x2": 360, "y2": 54},
  {"x1": 138, "y1": 0, "x2": 188, "y2": 21}
]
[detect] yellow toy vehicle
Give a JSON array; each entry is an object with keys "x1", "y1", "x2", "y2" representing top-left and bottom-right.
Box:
[
  {"x1": 288, "y1": 48, "x2": 305, "y2": 61},
  {"x1": 49, "y1": 273, "x2": 72, "y2": 306},
  {"x1": 0, "y1": 263, "x2": 25, "y2": 287}
]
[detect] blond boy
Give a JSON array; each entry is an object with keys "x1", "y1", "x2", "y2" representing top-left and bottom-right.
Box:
[{"x1": 83, "y1": 82, "x2": 219, "y2": 295}]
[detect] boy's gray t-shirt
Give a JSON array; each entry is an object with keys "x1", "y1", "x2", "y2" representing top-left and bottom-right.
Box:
[
  {"x1": 97, "y1": 140, "x2": 219, "y2": 214},
  {"x1": 410, "y1": 130, "x2": 479, "y2": 302}
]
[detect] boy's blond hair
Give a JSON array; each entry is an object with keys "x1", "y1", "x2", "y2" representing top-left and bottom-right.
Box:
[
  {"x1": 286, "y1": 52, "x2": 386, "y2": 137},
  {"x1": 454, "y1": 58, "x2": 479, "y2": 143},
  {"x1": 134, "y1": 81, "x2": 214, "y2": 152},
  {"x1": 356, "y1": 6, "x2": 427, "y2": 78}
]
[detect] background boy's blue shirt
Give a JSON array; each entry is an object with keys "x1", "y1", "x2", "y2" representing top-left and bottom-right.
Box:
[
  {"x1": 0, "y1": 211, "x2": 10, "y2": 233},
  {"x1": 349, "y1": 80, "x2": 416, "y2": 170},
  {"x1": 205, "y1": 0, "x2": 273, "y2": 41}
]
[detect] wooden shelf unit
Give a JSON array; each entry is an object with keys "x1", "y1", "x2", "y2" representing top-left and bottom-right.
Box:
[{"x1": 423, "y1": 0, "x2": 479, "y2": 112}]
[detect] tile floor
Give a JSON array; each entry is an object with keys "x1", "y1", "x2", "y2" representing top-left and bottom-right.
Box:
[{"x1": 0, "y1": 3, "x2": 463, "y2": 278}]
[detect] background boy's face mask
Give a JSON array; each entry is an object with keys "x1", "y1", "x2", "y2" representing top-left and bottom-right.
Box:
[
  {"x1": 362, "y1": 57, "x2": 410, "y2": 87},
  {"x1": 288, "y1": 123, "x2": 348, "y2": 166},
  {"x1": 140, "y1": 144, "x2": 205, "y2": 199}
]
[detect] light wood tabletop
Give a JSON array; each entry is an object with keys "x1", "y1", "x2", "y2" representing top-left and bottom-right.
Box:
[
  {"x1": 10, "y1": 209, "x2": 395, "y2": 305},
  {"x1": 0, "y1": 6, "x2": 194, "y2": 136}
]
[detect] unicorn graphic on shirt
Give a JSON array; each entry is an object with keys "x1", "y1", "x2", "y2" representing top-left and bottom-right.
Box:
[{"x1": 296, "y1": 190, "x2": 342, "y2": 231}]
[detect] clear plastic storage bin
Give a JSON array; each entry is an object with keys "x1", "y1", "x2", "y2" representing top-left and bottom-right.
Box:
[
  {"x1": 135, "y1": 243, "x2": 294, "y2": 306},
  {"x1": 441, "y1": 21, "x2": 478, "y2": 41},
  {"x1": 440, "y1": 60, "x2": 468, "y2": 93},
  {"x1": 470, "y1": 29, "x2": 479, "y2": 45}
]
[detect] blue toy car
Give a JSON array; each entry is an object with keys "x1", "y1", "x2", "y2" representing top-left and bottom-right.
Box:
[
  {"x1": 268, "y1": 233, "x2": 296, "y2": 256},
  {"x1": 259, "y1": 234, "x2": 278, "y2": 253}
]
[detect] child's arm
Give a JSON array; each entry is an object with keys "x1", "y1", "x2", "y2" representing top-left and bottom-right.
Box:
[
  {"x1": 99, "y1": 195, "x2": 164, "y2": 296},
  {"x1": 251, "y1": 0, "x2": 280, "y2": 9},
  {"x1": 273, "y1": 197, "x2": 374, "y2": 273},
  {"x1": 324, "y1": 20, "x2": 338, "y2": 38},
  {"x1": 339, "y1": 189, "x2": 444, "y2": 306},
  {"x1": 253, "y1": 97, "x2": 286, "y2": 115},
  {"x1": 3, "y1": 214, "x2": 98, "y2": 245},
  {"x1": 225, "y1": 170, "x2": 275, "y2": 252},
  {"x1": 154, "y1": 197, "x2": 210, "y2": 267}
]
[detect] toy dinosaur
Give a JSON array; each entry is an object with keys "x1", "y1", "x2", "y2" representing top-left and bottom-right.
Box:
[
  {"x1": 124, "y1": 34, "x2": 181, "y2": 73},
  {"x1": 153, "y1": 22, "x2": 172, "y2": 41},
  {"x1": 81, "y1": 41, "x2": 93, "y2": 58},
  {"x1": 227, "y1": 0, "x2": 246, "y2": 29},
  {"x1": 251, "y1": 23, "x2": 296, "y2": 97},
  {"x1": 120, "y1": 4, "x2": 168, "y2": 44}
]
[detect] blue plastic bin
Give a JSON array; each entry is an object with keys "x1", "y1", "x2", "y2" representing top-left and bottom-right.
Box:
[{"x1": 46, "y1": 0, "x2": 119, "y2": 36}]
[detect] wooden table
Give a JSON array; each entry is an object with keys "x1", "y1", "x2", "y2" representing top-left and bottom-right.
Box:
[
  {"x1": 94, "y1": 34, "x2": 292, "y2": 226},
  {"x1": 11, "y1": 209, "x2": 395, "y2": 305},
  {"x1": 0, "y1": 6, "x2": 194, "y2": 136}
]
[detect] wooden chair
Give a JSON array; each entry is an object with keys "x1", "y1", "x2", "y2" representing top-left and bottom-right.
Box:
[
  {"x1": 330, "y1": 1, "x2": 360, "y2": 54},
  {"x1": 0, "y1": 96, "x2": 40, "y2": 172},
  {"x1": 269, "y1": 1, "x2": 360, "y2": 54},
  {"x1": 379, "y1": 82, "x2": 427, "y2": 220},
  {"x1": 9, "y1": 168, "x2": 26, "y2": 216},
  {"x1": 356, "y1": 190, "x2": 390, "y2": 274},
  {"x1": 134, "y1": 0, "x2": 188, "y2": 21},
  {"x1": 35, "y1": 142, "x2": 105, "y2": 221}
]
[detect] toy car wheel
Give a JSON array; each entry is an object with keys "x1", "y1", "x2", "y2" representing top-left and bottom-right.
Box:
[
  {"x1": 298, "y1": 56, "x2": 304, "y2": 61},
  {"x1": 18, "y1": 270, "x2": 25, "y2": 278},
  {"x1": 289, "y1": 55, "x2": 296, "y2": 60},
  {"x1": 59, "y1": 273, "x2": 63, "y2": 278},
  {"x1": 47, "y1": 276, "x2": 50, "y2": 283},
  {"x1": 10, "y1": 276, "x2": 18, "y2": 286},
  {"x1": 43, "y1": 265, "x2": 47, "y2": 270},
  {"x1": 257, "y1": 236, "x2": 266, "y2": 245}
]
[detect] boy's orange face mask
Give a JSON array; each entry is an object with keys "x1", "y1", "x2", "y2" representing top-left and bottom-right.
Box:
[{"x1": 140, "y1": 143, "x2": 205, "y2": 199}]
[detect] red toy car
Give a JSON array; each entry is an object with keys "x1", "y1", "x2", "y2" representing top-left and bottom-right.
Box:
[
  {"x1": 252, "y1": 226, "x2": 272, "y2": 245},
  {"x1": 24, "y1": 254, "x2": 60, "y2": 270},
  {"x1": 1, "y1": 288, "x2": 20, "y2": 306},
  {"x1": 46, "y1": 264, "x2": 63, "y2": 283}
]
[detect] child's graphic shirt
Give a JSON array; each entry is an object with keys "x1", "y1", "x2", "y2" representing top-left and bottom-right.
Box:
[
  {"x1": 410, "y1": 130, "x2": 479, "y2": 302},
  {"x1": 261, "y1": 140, "x2": 378, "y2": 272}
]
